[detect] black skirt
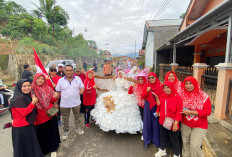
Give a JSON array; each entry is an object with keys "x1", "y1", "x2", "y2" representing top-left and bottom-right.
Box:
[
  {"x1": 80, "y1": 95, "x2": 85, "y2": 113},
  {"x1": 12, "y1": 125, "x2": 44, "y2": 157},
  {"x1": 36, "y1": 116, "x2": 61, "y2": 155}
]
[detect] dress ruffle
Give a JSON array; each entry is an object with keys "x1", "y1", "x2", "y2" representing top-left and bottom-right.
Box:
[{"x1": 91, "y1": 89, "x2": 143, "y2": 134}]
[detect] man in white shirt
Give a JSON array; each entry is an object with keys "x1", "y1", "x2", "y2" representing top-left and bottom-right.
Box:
[{"x1": 56, "y1": 65, "x2": 85, "y2": 140}]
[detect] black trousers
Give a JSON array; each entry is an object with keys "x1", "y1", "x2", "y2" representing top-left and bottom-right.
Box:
[
  {"x1": 159, "y1": 124, "x2": 181, "y2": 156},
  {"x1": 57, "y1": 98, "x2": 61, "y2": 121},
  {"x1": 84, "y1": 105, "x2": 94, "y2": 124},
  {"x1": 139, "y1": 106, "x2": 144, "y2": 121}
]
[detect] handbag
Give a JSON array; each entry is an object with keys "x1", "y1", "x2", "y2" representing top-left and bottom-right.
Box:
[
  {"x1": 46, "y1": 106, "x2": 59, "y2": 117},
  {"x1": 163, "y1": 100, "x2": 174, "y2": 130}
]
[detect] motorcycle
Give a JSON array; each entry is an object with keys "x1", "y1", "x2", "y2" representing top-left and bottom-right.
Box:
[{"x1": 0, "y1": 80, "x2": 14, "y2": 115}]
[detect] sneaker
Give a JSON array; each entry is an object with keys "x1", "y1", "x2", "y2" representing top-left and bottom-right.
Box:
[
  {"x1": 154, "y1": 148, "x2": 167, "y2": 157},
  {"x1": 75, "y1": 128, "x2": 84, "y2": 135},
  {"x1": 173, "y1": 155, "x2": 180, "y2": 157},
  {"x1": 57, "y1": 120, "x2": 62, "y2": 127},
  {"x1": 141, "y1": 135, "x2": 144, "y2": 140},
  {"x1": 85, "y1": 123, "x2": 90, "y2": 128},
  {"x1": 62, "y1": 131, "x2": 68, "y2": 140},
  {"x1": 51, "y1": 152, "x2": 57, "y2": 157},
  {"x1": 143, "y1": 143, "x2": 148, "y2": 151}
]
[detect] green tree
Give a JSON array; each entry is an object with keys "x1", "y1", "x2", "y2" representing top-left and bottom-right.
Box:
[
  {"x1": 33, "y1": 0, "x2": 69, "y2": 26},
  {"x1": 87, "y1": 40, "x2": 98, "y2": 49}
]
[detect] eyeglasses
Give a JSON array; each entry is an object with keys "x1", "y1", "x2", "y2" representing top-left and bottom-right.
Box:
[
  {"x1": 50, "y1": 70, "x2": 57, "y2": 72},
  {"x1": 148, "y1": 77, "x2": 155, "y2": 80}
]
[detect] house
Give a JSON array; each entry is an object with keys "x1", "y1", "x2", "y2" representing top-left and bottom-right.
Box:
[
  {"x1": 150, "y1": 0, "x2": 232, "y2": 119},
  {"x1": 142, "y1": 19, "x2": 182, "y2": 71}
]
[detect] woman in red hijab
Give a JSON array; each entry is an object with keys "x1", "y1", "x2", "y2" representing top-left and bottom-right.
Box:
[
  {"x1": 83, "y1": 71, "x2": 97, "y2": 128},
  {"x1": 165, "y1": 71, "x2": 183, "y2": 94},
  {"x1": 155, "y1": 81, "x2": 183, "y2": 157},
  {"x1": 180, "y1": 76, "x2": 211, "y2": 157},
  {"x1": 128, "y1": 72, "x2": 147, "y2": 121},
  {"x1": 141, "y1": 72, "x2": 162, "y2": 150},
  {"x1": 32, "y1": 73, "x2": 60, "y2": 156}
]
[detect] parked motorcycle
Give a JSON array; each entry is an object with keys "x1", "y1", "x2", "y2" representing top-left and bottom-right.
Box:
[{"x1": 0, "y1": 80, "x2": 13, "y2": 114}]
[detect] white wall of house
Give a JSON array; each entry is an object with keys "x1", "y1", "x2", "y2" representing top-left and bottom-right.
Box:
[{"x1": 145, "y1": 31, "x2": 154, "y2": 68}]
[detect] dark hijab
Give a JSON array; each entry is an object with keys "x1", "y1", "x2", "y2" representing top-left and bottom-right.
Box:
[{"x1": 10, "y1": 79, "x2": 37, "y2": 125}]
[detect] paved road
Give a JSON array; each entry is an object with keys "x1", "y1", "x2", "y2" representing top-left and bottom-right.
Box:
[
  {"x1": 0, "y1": 110, "x2": 13, "y2": 157},
  {"x1": 56, "y1": 113, "x2": 158, "y2": 157},
  {"x1": 0, "y1": 111, "x2": 166, "y2": 157}
]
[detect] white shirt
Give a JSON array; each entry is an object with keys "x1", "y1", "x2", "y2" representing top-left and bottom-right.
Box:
[{"x1": 56, "y1": 76, "x2": 84, "y2": 108}]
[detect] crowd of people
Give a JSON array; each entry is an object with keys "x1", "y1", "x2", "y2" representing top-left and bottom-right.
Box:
[{"x1": 9, "y1": 61, "x2": 211, "y2": 157}]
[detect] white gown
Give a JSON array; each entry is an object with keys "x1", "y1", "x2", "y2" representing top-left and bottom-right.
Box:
[{"x1": 91, "y1": 77, "x2": 143, "y2": 134}]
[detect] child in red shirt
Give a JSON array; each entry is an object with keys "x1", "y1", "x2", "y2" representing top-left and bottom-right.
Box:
[
  {"x1": 83, "y1": 71, "x2": 97, "y2": 127},
  {"x1": 155, "y1": 81, "x2": 183, "y2": 157}
]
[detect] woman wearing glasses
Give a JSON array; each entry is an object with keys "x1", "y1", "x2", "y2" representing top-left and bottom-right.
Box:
[{"x1": 141, "y1": 72, "x2": 162, "y2": 150}]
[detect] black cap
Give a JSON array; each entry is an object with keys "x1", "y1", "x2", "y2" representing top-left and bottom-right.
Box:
[{"x1": 49, "y1": 66, "x2": 57, "y2": 71}]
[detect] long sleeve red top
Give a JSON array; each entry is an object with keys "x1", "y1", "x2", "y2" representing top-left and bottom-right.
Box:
[
  {"x1": 34, "y1": 97, "x2": 57, "y2": 125},
  {"x1": 83, "y1": 85, "x2": 96, "y2": 106},
  {"x1": 159, "y1": 95, "x2": 183, "y2": 130},
  {"x1": 182, "y1": 98, "x2": 211, "y2": 129},
  {"x1": 11, "y1": 103, "x2": 35, "y2": 127},
  {"x1": 141, "y1": 85, "x2": 161, "y2": 110}
]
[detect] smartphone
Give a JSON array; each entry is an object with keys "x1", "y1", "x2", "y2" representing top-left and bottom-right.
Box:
[{"x1": 153, "y1": 112, "x2": 157, "y2": 118}]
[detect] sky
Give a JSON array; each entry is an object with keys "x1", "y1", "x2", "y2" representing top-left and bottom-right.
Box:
[{"x1": 12, "y1": 0, "x2": 191, "y2": 56}]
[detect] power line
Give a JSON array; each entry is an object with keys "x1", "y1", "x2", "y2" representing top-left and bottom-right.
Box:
[
  {"x1": 139, "y1": 0, "x2": 153, "y2": 31},
  {"x1": 148, "y1": 0, "x2": 160, "y2": 19},
  {"x1": 153, "y1": 0, "x2": 171, "y2": 19},
  {"x1": 136, "y1": 0, "x2": 144, "y2": 30}
]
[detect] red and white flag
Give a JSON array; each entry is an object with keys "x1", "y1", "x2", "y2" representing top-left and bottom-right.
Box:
[{"x1": 33, "y1": 48, "x2": 53, "y2": 88}]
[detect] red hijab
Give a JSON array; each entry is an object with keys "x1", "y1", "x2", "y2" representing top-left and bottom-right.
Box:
[
  {"x1": 32, "y1": 73, "x2": 54, "y2": 110},
  {"x1": 165, "y1": 71, "x2": 178, "y2": 84},
  {"x1": 133, "y1": 75, "x2": 147, "y2": 107},
  {"x1": 181, "y1": 76, "x2": 208, "y2": 111},
  {"x1": 84, "y1": 71, "x2": 95, "y2": 89},
  {"x1": 146, "y1": 72, "x2": 162, "y2": 109},
  {"x1": 165, "y1": 71, "x2": 183, "y2": 94},
  {"x1": 161, "y1": 81, "x2": 176, "y2": 98}
]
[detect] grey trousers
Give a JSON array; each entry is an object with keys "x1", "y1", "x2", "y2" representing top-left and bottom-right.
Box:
[
  {"x1": 181, "y1": 124, "x2": 207, "y2": 157},
  {"x1": 60, "y1": 105, "x2": 82, "y2": 132}
]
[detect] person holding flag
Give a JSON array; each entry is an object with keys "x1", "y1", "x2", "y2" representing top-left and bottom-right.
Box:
[{"x1": 33, "y1": 48, "x2": 60, "y2": 156}]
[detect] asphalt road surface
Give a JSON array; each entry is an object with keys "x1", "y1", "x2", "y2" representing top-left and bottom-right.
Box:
[{"x1": 0, "y1": 111, "x2": 174, "y2": 157}]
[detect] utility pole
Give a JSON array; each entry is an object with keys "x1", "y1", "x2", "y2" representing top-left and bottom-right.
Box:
[{"x1": 134, "y1": 41, "x2": 136, "y2": 59}]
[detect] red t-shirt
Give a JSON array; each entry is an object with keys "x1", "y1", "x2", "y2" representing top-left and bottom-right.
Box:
[
  {"x1": 11, "y1": 103, "x2": 35, "y2": 127},
  {"x1": 34, "y1": 97, "x2": 57, "y2": 125},
  {"x1": 51, "y1": 75, "x2": 61, "y2": 85},
  {"x1": 182, "y1": 98, "x2": 211, "y2": 129},
  {"x1": 159, "y1": 94, "x2": 183, "y2": 130}
]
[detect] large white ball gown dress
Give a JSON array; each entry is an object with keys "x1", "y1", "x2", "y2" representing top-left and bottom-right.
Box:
[{"x1": 91, "y1": 77, "x2": 143, "y2": 134}]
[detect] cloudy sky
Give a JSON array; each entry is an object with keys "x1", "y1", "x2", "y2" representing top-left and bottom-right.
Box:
[{"x1": 12, "y1": 0, "x2": 190, "y2": 56}]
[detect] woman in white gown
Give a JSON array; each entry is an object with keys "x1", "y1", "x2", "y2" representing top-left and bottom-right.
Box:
[{"x1": 91, "y1": 70, "x2": 143, "y2": 134}]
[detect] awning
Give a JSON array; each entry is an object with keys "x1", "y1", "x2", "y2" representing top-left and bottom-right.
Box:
[{"x1": 185, "y1": 26, "x2": 227, "y2": 46}]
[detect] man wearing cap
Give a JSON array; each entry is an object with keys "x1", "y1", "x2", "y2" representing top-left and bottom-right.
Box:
[
  {"x1": 57, "y1": 64, "x2": 65, "y2": 77},
  {"x1": 49, "y1": 66, "x2": 62, "y2": 126},
  {"x1": 22, "y1": 64, "x2": 33, "y2": 83}
]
